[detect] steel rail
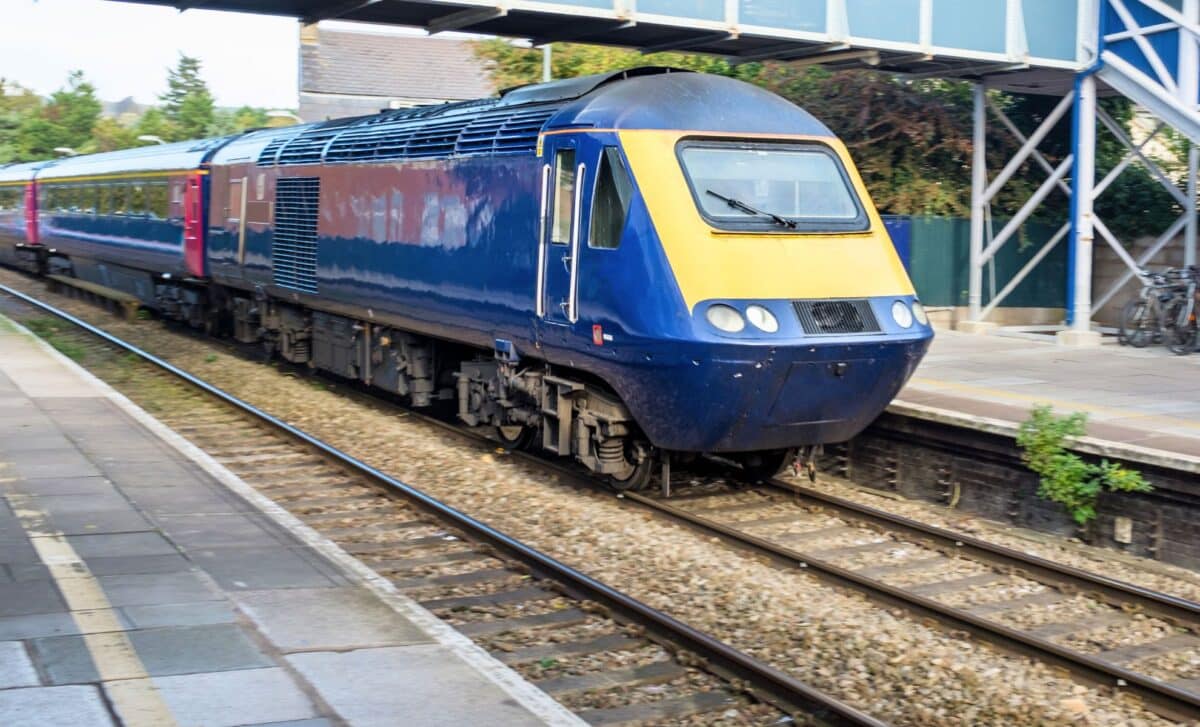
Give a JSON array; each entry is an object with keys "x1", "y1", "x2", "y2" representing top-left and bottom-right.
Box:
[
  {"x1": 761, "y1": 476, "x2": 1200, "y2": 630},
  {"x1": 0, "y1": 282, "x2": 886, "y2": 727},
  {"x1": 624, "y1": 490, "x2": 1200, "y2": 723}
]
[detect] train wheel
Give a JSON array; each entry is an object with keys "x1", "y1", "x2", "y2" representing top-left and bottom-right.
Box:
[
  {"x1": 608, "y1": 442, "x2": 654, "y2": 492},
  {"x1": 737, "y1": 449, "x2": 795, "y2": 482},
  {"x1": 496, "y1": 424, "x2": 535, "y2": 451}
]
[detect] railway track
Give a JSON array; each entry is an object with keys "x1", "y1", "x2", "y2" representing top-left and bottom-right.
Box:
[
  {"x1": 626, "y1": 482, "x2": 1200, "y2": 722},
  {"x1": 0, "y1": 281, "x2": 883, "y2": 727},
  {"x1": 6, "y1": 274, "x2": 1200, "y2": 723}
]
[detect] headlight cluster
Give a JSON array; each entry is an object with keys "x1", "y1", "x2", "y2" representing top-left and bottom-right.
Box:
[
  {"x1": 890, "y1": 299, "x2": 929, "y2": 329},
  {"x1": 706, "y1": 300, "x2": 927, "y2": 335},
  {"x1": 705, "y1": 304, "x2": 779, "y2": 334}
]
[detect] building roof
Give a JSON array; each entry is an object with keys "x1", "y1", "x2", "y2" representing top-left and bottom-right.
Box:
[{"x1": 301, "y1": 28, "x2": 495, "y2": 102}]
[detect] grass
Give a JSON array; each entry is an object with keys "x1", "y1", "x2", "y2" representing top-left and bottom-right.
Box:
[{"x1": 23, "y1": 317, "x2": 87, "y2": 362}]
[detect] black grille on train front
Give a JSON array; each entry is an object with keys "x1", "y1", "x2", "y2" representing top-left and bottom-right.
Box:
[
  {"x1": 272, "y1": 177, "x2": 320, "y2": 295},
  {"x1": 794, "y1": 300, "x2": 881, "y2": 335}
]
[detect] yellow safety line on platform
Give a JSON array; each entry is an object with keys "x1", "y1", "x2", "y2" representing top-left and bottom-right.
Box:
[
  {"x1": 907, "y1": 377, "x2": 1200, "y2": 433},
  {"x1": 1, "y1": 484, "x2": 178, "y2": 727}
]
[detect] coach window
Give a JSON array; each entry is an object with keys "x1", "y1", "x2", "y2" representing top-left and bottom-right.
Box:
[
  {"x1": 589, "y1": 147, "x2": 633, "y2": 250},
  {"x1": 130, "y1": 184, "x2": 145, "y2": 216},
  {"x1": 98, "y1": 185, "x2": 112, "y2": 215},
  {"x1": 551, "y1": 148, "x2": 576, "y2": 245},
  {"x1": 82, "y1": 185, "x2": 97, "y2": 215},
  {"x1": 146, "y1": 183, "x2": 168, "y2": 219},
  {"x1": 113, "y1": 184, "x2": 130, "y2": 216}
]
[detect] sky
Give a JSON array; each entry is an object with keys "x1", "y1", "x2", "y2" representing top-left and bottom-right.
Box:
[{"x1": 1, "y1": 0, "x2": 300, "y2": 109}]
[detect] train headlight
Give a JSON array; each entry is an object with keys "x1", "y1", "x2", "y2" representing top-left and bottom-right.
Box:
[
  {"x1": 706, "y1": 304, "x2": 745, "y2": 333},
  {"x1": 912, "y1": 301, "x2": 929, "y2": 326},
  {"x1": 745, "y1": 305, "x2": 779, "y2": 333},
  {"x1": 891, "y1": 300, "x2": 914, "y2": 329}
]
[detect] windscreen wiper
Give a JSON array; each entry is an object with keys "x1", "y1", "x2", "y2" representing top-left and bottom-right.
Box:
[{"x1": 705, "y1": 189, "x2": 797, "y2": 229}]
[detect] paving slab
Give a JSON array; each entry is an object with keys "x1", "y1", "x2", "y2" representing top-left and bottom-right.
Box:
[
  {"x1": 5, "y1": 476, "x2": 120, "y2": 497},
  {"x1": 94, "y1": 571, "x2": 223, "y2": 608},
  {"x1": 0, "y1": 641, "x2": 39, "y2": 688},
  {"x1": 0, "y1": 612, "x2": 90, "y2": 641},
  {"x1": 66, "y1": 531, "x2": 178, "y2": 559},
  {"x1": 0, "y1": 580, "x2": 66, "y2": 617},
  {"x1": 187, "y1": 546, "x2": 346, "y2": 590},
  {"x1": 233, "y1": 587, "x2": 432, "y2": 652},
  {"x1": 289, "y1": 645, "x2": 550, "y2": 727},
  {"x1": 33, "y1": 623, "x2": 273, "y2": 684},
  {"x1": 8, "y1": 553, "x2": 194, "y2": 582},
  {"x1": 120, "y1": 602, "x2": 237, "y2": 630},
  {"x1": 0, "y1": 685, "x2": 115, "y2": 727},
  {"x1": 133, "y1": 668, "x2": 319, "y2": 727},
  {"x1": 153, "y1": 512, "x2": 289, "y2": 550},
  {"x1": 46, "y1": 510, "x2": 156, "y2": 536},
  {"x1": 28, "y1": 492, "x2": 137, "y2": 516}
]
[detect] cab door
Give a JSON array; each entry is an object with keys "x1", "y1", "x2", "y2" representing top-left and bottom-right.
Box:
[{"x1": 538, "y1": 137, "x2": 585, "y2": 329}]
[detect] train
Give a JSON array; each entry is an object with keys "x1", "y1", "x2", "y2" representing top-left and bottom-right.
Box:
[{"x1": 0, "y1": 67, "x2": 932, "y2": 489}]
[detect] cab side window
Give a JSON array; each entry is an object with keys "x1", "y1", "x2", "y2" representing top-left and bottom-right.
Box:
[
  {"x1": 589, "y1": 146, "x2": 634, "y2": 250},
  {"x1": 551, "y1": 149, "x2": 576, "y2": 245}
]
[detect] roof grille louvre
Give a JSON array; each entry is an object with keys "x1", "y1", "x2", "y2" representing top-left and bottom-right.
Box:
[
  {"x1": 264, "y1": 105, "x2": 555, "y2": 166},
  {"x1": 793, "y1": 300, "x2": 881, "y2": 336}
]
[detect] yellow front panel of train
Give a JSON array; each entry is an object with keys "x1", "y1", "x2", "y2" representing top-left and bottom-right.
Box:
[{"x1": 617, "y1": 130, "x2": 916, "y2": 311}]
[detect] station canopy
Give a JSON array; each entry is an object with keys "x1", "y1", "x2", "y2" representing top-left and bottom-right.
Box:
[{"x1": 112, "y1": 0, "x2": 1089, "y2": 94}]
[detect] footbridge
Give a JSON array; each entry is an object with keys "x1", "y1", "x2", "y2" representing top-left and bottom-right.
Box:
[{"x1": 114, "y1": 0, "x2": 1200, "y2": 342}]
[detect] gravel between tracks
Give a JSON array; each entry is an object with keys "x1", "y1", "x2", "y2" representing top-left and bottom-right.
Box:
[{"x1": 0, "y1": 269, "x2": 1182, "y2": 726}]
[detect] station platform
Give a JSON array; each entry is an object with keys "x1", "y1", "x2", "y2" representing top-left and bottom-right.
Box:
[
  {"x1": 898, "y1": 330, "x2": 1200, "y2": 468},
  {"x1": 0, "y1": 315, "x2": 582, "y2": 727}
]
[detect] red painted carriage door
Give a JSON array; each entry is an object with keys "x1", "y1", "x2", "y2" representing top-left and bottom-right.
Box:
[
  {"x1": 23, "y1": 183, "x2": 38, "y2": 244},
  {"x1": 183, "y1": 174, "x2": 205, "y2": 277}
]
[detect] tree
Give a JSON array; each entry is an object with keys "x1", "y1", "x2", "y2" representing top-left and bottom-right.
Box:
[
  {"x1": 17, "y1": 70, "x2": 100, "y2": 159},
  {"x1": 0, "y1": 79, "x2": 43, "y2": 163},
  {"x1": 84, "y1": 117, "x2": 139, "y2": 153},
  {"x1": 160, "y1": 54, "x2": 214, "y2": 140},
  {"x1": 210, "y1": 105, "x2": 271, "y2": 136}
]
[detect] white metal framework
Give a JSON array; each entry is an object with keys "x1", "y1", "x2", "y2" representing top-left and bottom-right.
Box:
[{"x1": 964, "y1": 0, "x2": 1200, "y2": 342}]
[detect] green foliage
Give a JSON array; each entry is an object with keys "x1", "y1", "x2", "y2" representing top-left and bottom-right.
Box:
[
  {"x1": 16, "y1": 70, "x2": 100, "y2": 159},
  {"x1": 0, "y1": 79, "x2": 43, "y2": 163},
  {"x1": 1016, "y1": 406, "x2": 1152, "y2": 526},
  {"x1": 2, "y1": 63, "x2": 277, "y2": 163},
  {"x1": 160, "y1": 55, "x2": 215, "y2": 141}
]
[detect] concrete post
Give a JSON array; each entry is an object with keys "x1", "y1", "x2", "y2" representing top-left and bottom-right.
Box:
[{"x1": 1059, "y1": 74, "x2": 1102, "y2": 346}]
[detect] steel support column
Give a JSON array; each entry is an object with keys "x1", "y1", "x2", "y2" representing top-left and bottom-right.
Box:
[
  {"x1": 1188, "y1": 145, "x2": 1198, "y2": 267},
  {"x1": 968, "y1": 84, "x2": 987, "y2": 321},
  {"x1": 1067, "y1": 74, "x2": 1099, "y2": 334}
]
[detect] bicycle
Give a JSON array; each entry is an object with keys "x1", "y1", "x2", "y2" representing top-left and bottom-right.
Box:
[
  {"x1": 1118, "y1": 269, "x2": 1171, "y2": 348},
  {"x1": 1160, "y1": 266, "x2": 1199, "y2": 355}
]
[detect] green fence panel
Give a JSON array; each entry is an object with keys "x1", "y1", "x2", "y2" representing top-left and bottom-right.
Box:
[{"x1": 905, "y1": 216, "x2": 1067, "y2": 308}]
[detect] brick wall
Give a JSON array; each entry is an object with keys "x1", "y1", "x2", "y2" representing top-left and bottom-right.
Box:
[{"x1": 823, "y1": 413, "x2": 1200, "y2": 570}]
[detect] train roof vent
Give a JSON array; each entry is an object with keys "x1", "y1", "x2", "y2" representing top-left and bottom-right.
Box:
[
  {"x1": 317, "y1": 105, "x2": 552, "y2": 164},
  {"x1": 257, "y1": 136, "x2": 291, "y2": 166},
  {"x1": 275, "y1": 128, "x2": 344, "y2": 166},
  {"x1": 457, "y1": 108, "x2": 555, "y2": 156}
]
